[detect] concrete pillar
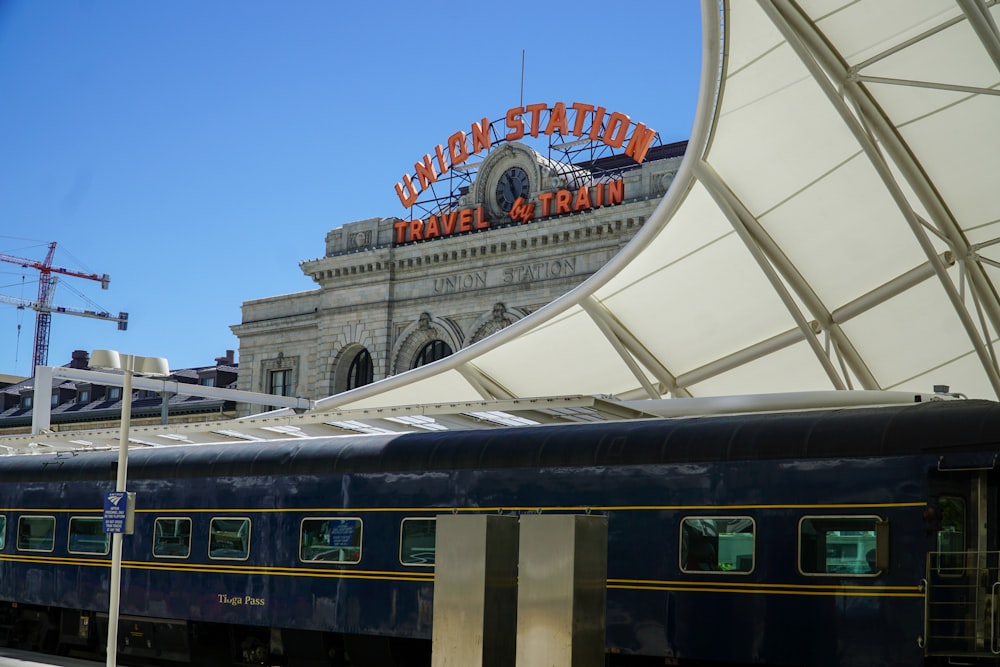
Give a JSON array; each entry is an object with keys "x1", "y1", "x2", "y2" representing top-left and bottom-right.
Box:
[
  {"x1": 31, "y1": 365, "x2": 52, "y2": 434},
  {"x1": 516, "y1": 515, "x2": 608, "y2": 667},
  {"x1": 431, "y1": 514, "x2": 519, "y2": 667}
]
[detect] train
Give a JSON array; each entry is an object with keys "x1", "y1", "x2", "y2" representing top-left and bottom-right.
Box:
[{"x1": 1, "y1": 396, "x2": 1000, "y2": 666}]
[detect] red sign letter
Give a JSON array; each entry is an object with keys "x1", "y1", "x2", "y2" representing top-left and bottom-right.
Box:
[
  {"x1": 505, "y1": 107, "x2": 525, "y2": 141},
  {"x1": 395, "y1": 175, "x2": 418, "y2": 208},
  {"x1": 624, "y1": 123, "x2": 657, "y2": 163},
  {"x1": 602, "y1": 111, "x2": 630, "y2": 149}
]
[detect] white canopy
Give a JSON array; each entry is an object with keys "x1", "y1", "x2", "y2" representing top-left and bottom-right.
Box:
[{"x1": 313, "y1": 0, "x2": 1000, "y2": 411}]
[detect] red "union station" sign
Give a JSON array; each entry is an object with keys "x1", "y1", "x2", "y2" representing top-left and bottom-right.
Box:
[{"x1": 393, "y1": 102, "x2": 656, "y2": 208}]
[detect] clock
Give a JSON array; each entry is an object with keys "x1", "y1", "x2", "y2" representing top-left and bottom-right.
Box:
[{"x1": 494, "y1": 166, "x2": 530, "y2": 213}]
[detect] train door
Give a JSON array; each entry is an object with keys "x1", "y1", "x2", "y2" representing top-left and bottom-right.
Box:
[{"x1": 923, "y1": 462, "x2": 1000, "y2": 659}]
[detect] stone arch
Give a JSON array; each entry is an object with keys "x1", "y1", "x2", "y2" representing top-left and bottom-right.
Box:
[
  {"x1": 330, "y1": 343, "x2": 375, "y2": 395},
  {"x1": 391, "y1": 312, "x2": 463, "y2": 374},
  {"x1": 469, "y1": 302, "x2": 527, "y2": 344}
]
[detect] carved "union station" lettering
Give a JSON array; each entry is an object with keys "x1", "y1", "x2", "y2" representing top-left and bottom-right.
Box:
[
  {"x1": 502, "y1": 258, "x2": 576, "y2": 284},
  {"x1": 433, "y1": 271, "x2": 488, "y2": 294}
]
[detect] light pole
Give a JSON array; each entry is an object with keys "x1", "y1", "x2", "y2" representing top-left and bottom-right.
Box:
[{"x1": 90, "y1": 349, "x2": 169, "y2": 667}]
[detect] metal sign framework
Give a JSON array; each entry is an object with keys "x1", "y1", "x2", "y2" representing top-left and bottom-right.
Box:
[{"x1": 402, "y1": 111, "x2": 664, "y2": 221}]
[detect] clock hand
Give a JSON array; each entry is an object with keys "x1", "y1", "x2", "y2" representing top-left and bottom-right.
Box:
[{"x1": 501, "y1": 176, "x2": 514, "y2": 201}]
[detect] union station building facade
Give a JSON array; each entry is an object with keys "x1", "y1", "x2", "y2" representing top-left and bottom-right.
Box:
[{"x1": 231, "y1": 103, "x2": 685, "y2": 413}]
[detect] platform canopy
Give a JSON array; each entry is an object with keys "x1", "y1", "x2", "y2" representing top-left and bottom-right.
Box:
[{"x1": 311, "y1": 0, "x2": 1000, "y2": 411}]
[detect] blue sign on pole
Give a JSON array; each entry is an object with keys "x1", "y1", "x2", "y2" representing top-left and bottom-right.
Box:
[{"x1": 103, "y1": 491, "x2": 129, "y2": 534}]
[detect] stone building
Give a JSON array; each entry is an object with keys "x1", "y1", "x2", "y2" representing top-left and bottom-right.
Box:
[
  {"x1": 0, "y1": 350, "x2": 240, "y2": 435},
  {"x1": 232, "y1": 125, "x2": 685, "y2": 413}
]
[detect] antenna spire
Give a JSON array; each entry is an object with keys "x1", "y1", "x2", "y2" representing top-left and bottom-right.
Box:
[{"x1": 520, "y1": 49, "x2": 525, "y2": 107}]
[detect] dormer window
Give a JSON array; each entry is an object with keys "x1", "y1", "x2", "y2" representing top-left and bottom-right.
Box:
[
  {"x1": 50, "y1": 394, "x2": 58, "y2": 407},
  {"x1": 79, "y1": 390, "x2": 90, "y2": 404},
  {"x1": 108, "y1": 387, "x2": 121, "y2": 401},
  {"x1": 22, "y1": 396, "x2": 33, "y2": 409}
]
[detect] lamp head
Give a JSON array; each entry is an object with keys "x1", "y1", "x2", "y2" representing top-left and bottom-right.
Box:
[
  {"x1": 90, "y1": 349, "x2": 170, "y2": 376},
  {"x1": 138, "y1": 356, "x2": 170, "y2": 376},
  {"x1": 89, "y1": 349, "x2": 122, "y2": 370}
]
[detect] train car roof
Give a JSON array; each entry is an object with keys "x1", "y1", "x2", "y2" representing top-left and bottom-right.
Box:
[{"x1": 2, "y1": 399, "x2": 999, "y2": 483}]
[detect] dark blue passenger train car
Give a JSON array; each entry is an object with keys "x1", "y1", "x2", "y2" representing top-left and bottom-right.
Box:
[{"x1": 1, "y1": 398, "x2": 999, "y2": 666}]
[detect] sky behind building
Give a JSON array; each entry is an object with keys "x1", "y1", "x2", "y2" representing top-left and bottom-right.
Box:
[{"x1": 0, "y1": 1, "x2": 703, "y2": 377}]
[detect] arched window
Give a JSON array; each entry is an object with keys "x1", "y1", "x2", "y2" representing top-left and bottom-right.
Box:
[
  {"x1": 414, "y1": 340, "x2": 452, "y2": 368},
  {"x1": 347, "y1": 348, "x2": 374, "y2": 389}
]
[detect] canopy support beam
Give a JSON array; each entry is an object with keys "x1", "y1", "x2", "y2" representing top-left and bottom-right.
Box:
[
  {"x1": 581, "y1": 297, "x2": 692, "y2": 398},
  {"x1": 457, "y1": 364, "x2": 516, "y2": 402},
  {"x1": 677, "y1": 326, "x2": 811, "y2": 389},
  {"x1": 832, "y1": 252, "x2": 956, "y2": 323},
  {"x1": 694, "y1": 160, "x2": 864, "y2": 390},
  {"x1": 853, "y1": 75, "x2": 1000, "y2": 97},
  {"x1": 957, "y1": 0, "x2": 1000, "y2": 73},
  {"x1": 674, "y1": 252, "x2": 954, "y2": 389}
]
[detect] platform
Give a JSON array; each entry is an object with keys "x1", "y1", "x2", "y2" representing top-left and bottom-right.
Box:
[{"x1": 0, "y1": 649, "x2": 133, "y2": 666}]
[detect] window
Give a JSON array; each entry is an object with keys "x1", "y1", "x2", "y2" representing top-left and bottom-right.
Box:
[
  {"x1": 50, "y1": 393, "x2": 59, "y2": 407},
  {"x1": 22, "y1": 396, "x2": 32, "y2": 409},
  {"x1": 299, "y1": 518, "x2": 362, "y2": 564},
  {"x1": 414, "y1": 340, "x2": 452, "y2": 367},
  {"x1": 209, "y1": 517, "x2": 251, "y2": 560},
  {"x1": 153, "y1": 517, "x2": 192, "y2": 558},
  {"x1": 936, "y1": 496, "x2": 965, "y2": 575},
  {"x1": 201, "y1": 377, "x2": 215, "y2": 387},
  {"x1": 268, "y1": 369, "x2": 292, "y2": 396},
  {"x1": 400, "y1": 518, "x2": 436, "y2": 566},
  {"x1": 17, "y1": 516, "x2": 55, "y2": 552},
  {"x1": 0, "y1": 515, "x2": 6, "y2": 550},
  {"x1": 108, "y1": 387, "x2": 121, "y2": 400},
  {"x1": 799, "y1": 516, "x2": 882, "y2": 576},
  {"x1": 68, "y1": 517, "x2": 110, "y2": 554},
  {"x1": 347, "y1": 349, "x2": 374, "y2": 389},
  {"x1": 680, "y1": 517, "x2": 755, "y2": 573},
  {"x1": 78, "y1": 390, "x2": 90, "y2": 403}
]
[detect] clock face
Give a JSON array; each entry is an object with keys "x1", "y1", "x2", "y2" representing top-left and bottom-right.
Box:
[{"x1": 494, "y1": 166, "x2": 530, "y2": 213}]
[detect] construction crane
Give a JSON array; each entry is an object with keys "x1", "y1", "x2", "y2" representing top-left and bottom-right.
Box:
[{"x1": 0, "y1": 241, "x2": 127, "y2": 369}]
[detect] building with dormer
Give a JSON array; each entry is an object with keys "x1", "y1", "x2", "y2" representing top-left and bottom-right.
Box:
[{"x1": 0, "y1": 350, "x2": 239, "y2": 436}]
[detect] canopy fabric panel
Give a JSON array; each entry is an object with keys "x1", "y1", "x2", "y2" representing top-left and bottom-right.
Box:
[{"x1": 312, "y1": 0, "x2": 1000, "y2": 410}]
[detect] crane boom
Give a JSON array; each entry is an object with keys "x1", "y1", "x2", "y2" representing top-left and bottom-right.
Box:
[
  {"x1": 0, "y1": 241, "x2": 120, "y2": 368},
  {"x1": 0, "y1": 244, "x2": 110, "y2": 289},
  {"x1": 0, "y1": 292, "x2": 128, "y2": 327}
]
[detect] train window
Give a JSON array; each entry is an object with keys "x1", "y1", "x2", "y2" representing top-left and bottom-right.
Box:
[
  {"x1": 798, "y1": 516, "x2": 881, "y2": 576},
  {"x1": 400, "y1": 518, "x2": 436, "y2": 566},
  {"x1": 68, "y1": 517, "x2": 110, "y2": 555},
  {"x1": 209, "y1": 517, "x2": 251, "y2": 561},
  {"x1": 0, "y1": 516, "x2": 6, "y2": 550},
  {"x1": 17, "y1": 516, "x2": 56, "y2": 552},
  {"x1": 153, "y1": 517, "x2": 192, "y2": 559},
  {"x1": 935, "y1": 496, "x2": 965, "y2": 575},
  {"x1": 679, "y1": 517, "x2": 755, "y2": 573},
  {"x1": 299, "y1": 518, "x2": 362, "y2": 564}
]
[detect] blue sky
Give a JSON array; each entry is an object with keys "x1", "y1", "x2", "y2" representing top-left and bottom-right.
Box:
[{"x1": 0, "y1": 1, "x2": 703, "y2": 376}]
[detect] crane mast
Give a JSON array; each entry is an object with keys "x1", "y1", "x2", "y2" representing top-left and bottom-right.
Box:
[
  {"x1": 33, "y1": 243, "x2": 57, "y2": 370},
  {"x1": 0, "y1": 241, "x2": 125, "y2": 369}
]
